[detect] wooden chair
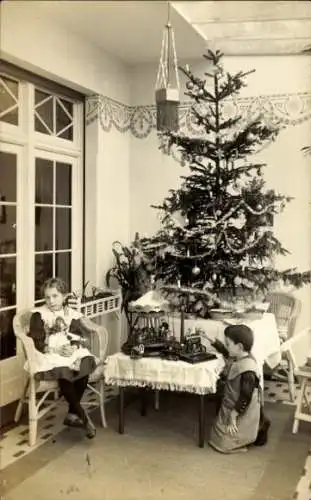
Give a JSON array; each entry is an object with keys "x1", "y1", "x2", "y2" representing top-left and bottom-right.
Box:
[
  {"x1": 265, "y1": 292, "x2": 302, "y2": 401},
  {"x1": 13, "y1": 310, "x2": 109, "y2": 447},
  {"x1": 281, "y1": 328, "x2": 311, "y2": 433}
]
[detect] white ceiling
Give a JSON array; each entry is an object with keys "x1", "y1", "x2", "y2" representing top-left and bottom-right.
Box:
[
  {"x1": 35, "y1": 0, "x2": 311, "y2": 63},
  {"x1": 34, "y1": 1, "x2": 206, "y2": 65},
  {"x1": 173, "y1": 1, "x2": 311, "y2": 56}
]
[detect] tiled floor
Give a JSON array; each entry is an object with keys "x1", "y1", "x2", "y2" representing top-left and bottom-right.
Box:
[
  {"x1": 0, "y1": 386, "x2": 117, "y2": 469},
  {"x1": 1, "y1": 382, "x2": 310, "y2": 499}
]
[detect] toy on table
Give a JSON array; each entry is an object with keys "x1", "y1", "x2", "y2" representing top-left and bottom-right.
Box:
[{"x1": 122, "y1": 290, "x2": 217, "y2": 363}]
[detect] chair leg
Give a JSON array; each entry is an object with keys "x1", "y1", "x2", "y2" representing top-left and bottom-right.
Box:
[
  {"x1": 292, "y1": 378, "x2": 306, "y2": 434},
  {"x1": 14, "y1": 379, "x2": 29, "y2": 423},
  {"x1": 287, "y1": 358, "x2": 296, "y2": 403},
  {"x1": 28, "y1": 378, "x2": 38, "y2": 447},
  {"x1": 99, "y1": 379, "x2": 107, "y2": 428}
]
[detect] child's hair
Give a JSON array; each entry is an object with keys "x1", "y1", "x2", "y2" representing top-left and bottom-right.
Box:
[
  {"x1": 224, "y1": 324, "x2": 254, "y2": 353},
  {"x1": 41, "y1": 277, "x2": 68, "y2": 297}
]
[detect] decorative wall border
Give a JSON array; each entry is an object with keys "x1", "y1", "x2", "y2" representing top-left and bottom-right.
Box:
[{"x1": 86, "y1": 92, "x2": 311, "y2": 138}]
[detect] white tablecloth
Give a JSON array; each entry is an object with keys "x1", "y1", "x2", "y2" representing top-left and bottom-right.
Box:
[
  {"x1": 104, "y1": 313, "x2": 281, "y2": 395},
  {"x1": 104, "y1": 353, "x2": 225, "y2": 395}
]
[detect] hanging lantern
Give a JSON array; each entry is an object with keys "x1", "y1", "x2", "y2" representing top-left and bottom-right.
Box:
[{"x1": 155, "y1": 3, "x2": 180, "y2": 132}]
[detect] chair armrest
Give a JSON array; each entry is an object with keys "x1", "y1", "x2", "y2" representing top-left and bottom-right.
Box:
[
  {"x1": 16, "y1": 333, "x2": 40, "y2": 376},
  {"x1": 79, "y1": 317, "x2": 109, "y2": 362}
]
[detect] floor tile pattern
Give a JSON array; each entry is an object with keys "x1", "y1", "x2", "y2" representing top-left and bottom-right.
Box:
[{"x1": 1, "y1": 382, "x2": 310, "y2": 499}]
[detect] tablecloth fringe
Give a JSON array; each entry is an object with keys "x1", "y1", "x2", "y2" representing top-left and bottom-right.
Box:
[{"x1": 104, "y1": 377, "x2": 213, "y2": 395}]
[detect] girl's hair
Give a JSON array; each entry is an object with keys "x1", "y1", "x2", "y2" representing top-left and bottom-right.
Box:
[
  {"x1": 41, "y1": 277, "x2": 68, "y2": 296},
  {"x1": 224, "y1": 324, "x2": 254, "y2": 353}
]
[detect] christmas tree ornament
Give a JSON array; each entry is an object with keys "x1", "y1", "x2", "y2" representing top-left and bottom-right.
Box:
[
  {"x1": 155, "y1": 3, "x2": 180, "y2": 132},
  {"x1": 234, "y1": 276, "x2": 242, "y2": 286},
  {"x1": 186, "y1": 81, "x2": 194, "y2": 90},
  {"x1": 192, "y1": 265, "x2": 201, "y2": 276},
  {"x1": 194, "y1": 300, "x2": 203, "y2": 312},
  {"x1": 231, "y1": 214, "x2": 246, "y2": 230}
]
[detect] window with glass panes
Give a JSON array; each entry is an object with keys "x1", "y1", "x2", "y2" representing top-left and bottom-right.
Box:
[{"x1": 34, "y1": 158, "x2": 72, "y2": 301}]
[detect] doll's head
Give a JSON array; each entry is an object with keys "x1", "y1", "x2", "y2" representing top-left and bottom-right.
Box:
[
  {"x1": 41, "y1": 277, "x2": 68, "y2": 312},
  {"x1": 49, "y1": 316, "x2": 68, "y2": 335},
  {"x1": 224, "y1": 324, "x2": 254, "y2": 358}
]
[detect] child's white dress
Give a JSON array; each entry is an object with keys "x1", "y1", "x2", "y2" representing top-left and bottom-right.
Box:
[{"x1": 25, "y1": 305, "x2": 97, "y2": 381}]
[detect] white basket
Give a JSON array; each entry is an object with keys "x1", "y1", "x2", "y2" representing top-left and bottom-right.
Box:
[{"x1": 73, "y1": 291, "x2": 122, "y2": 319}]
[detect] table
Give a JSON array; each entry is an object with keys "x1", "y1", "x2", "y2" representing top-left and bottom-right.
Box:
[
  {"x1": 104, "y1": 313, "x2": 281, "y2": 447},
  {"x1": 104, "y1": 352, "x2": 225, "y2": 447}
]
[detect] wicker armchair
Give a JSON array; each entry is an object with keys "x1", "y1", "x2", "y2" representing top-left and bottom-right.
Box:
[
  {"x1": 266, "y1": 292, "x2": 302, "y2": 341},
  {"x1": 13, "y1": 310, "x2": 109, "y2": 447},
  {"x1": 265, "y1": 292, "x2": 302, "y2": 401}
]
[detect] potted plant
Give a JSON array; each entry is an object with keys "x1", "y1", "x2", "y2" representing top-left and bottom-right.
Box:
[
  {"x1": 79, "y1": 281, "x2": 112, "y2": 303},
  {"x1": 106, "y1": 239, "x2": 151, "y2": 325}
]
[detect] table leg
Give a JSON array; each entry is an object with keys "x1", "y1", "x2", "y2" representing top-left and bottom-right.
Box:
[
  {"x1": 154, "y1": 389, "x2": 160, "y2": 411},
  {"x1": 198, "y1": 394, "x2": 205, "y2": 448},
  {"x1": 141, "y1": 388, "x2": 148, "y2": 416},
  {"x1": 118, "y1": 386, "x2": 125, "y2": 434}
]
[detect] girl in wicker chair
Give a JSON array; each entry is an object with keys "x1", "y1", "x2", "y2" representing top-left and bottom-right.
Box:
[{"x1": 27, "y1": 277, "x2": 97, "y2": 439}]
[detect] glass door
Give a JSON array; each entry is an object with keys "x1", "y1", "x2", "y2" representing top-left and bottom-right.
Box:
[
  {"x1": 0, "y1": 143, "x2": 27, "y2": 407},
  {"x1": 0, "y1": 148, "x2": 18, "y2": 360}
]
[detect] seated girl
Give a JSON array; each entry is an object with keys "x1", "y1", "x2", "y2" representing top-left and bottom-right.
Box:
[
  {"x1": 27, "y1": 277, "x2": 97, "y2": 439},
  {"x1": 205, "y1": 324, "x2": 269, "y2": 453}
]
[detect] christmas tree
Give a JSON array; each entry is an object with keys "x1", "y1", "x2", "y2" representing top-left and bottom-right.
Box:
[{"x1": 138, "y1": 50, "x2": 310, "y2": 315}]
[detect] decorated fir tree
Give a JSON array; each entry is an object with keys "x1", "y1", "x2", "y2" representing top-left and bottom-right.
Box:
[{"x1": 137, "y1": 50, "x2": 310, "y2": 315}]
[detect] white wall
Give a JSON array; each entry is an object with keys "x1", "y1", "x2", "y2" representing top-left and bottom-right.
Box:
[
  {"x1": 130, "y1": 55, "x2": 311, "y2": 104},
  {"x1": 129, "y1": 56, "x2": 311, "y2": 331},
  {"x1": 0, "y1": 1, "x2": 130, "y2": 101}
]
